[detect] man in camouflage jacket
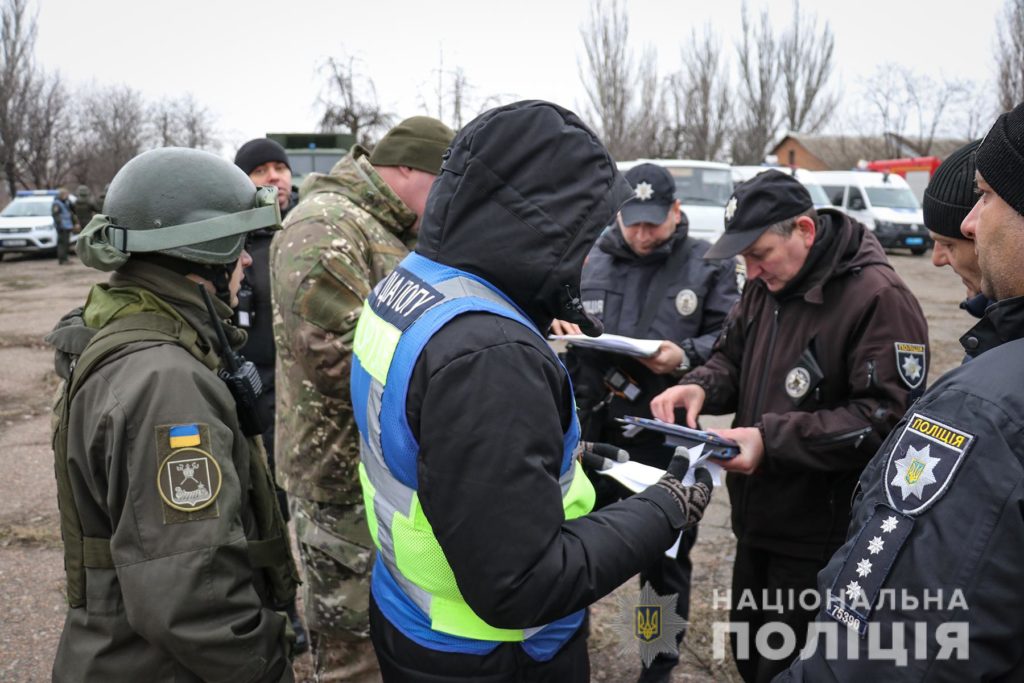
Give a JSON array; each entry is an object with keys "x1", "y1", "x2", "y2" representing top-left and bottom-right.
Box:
[{"x1": 270, "y1": 117, "x2": 453, "y2": 682}]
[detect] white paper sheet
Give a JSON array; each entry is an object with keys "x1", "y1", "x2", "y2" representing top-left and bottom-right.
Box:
[{"x1": 550, "y1": 333, "x2": 662, "y2": 358}]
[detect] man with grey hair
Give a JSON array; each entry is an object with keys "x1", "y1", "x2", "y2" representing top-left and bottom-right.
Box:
[{"x1": 651, "y1": 170, "x2": 928, "y2": 682}]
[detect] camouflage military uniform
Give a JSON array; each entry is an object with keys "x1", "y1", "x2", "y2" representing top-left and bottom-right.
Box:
[{"x1": 271, "y1": 146, "x2": 415, "y2": 682}]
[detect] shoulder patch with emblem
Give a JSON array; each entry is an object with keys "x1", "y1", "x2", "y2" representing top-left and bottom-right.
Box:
[
  {"x1": 155, "y1": 423, "x2": 222, "y2": 524},
  {"x1": 884, "y1": 413, "x2": 974, "y2": 515},
  {"x1": 675, "y1": 289, "x2": 698, "y2": 317},
  {"x1": 894, "y1": 342, "x2": 926, "y2": 389}
]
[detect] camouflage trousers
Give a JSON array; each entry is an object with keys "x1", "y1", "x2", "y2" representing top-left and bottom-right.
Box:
[{"x1": 292, "y1": 498, "x2": 381, "y2": 683}]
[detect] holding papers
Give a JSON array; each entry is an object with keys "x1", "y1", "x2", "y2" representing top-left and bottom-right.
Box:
[{"x1": 550, "y1": 333, "x2": 661, "y2": 358}]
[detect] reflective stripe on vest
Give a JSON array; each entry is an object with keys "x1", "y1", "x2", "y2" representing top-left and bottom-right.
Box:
[{"x1": 351, "y1": 252, "x2": 595, "y2": 658}]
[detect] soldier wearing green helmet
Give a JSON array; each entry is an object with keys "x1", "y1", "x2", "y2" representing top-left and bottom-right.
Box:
[{"x1": 47, "y1": 147, "x2": 299, "y2": 682}]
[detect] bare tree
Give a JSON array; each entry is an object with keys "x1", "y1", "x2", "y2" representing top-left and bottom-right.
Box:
[
  {"x1": 732, "y1": 3, "x2": 781, "y2": 164},
  {"x1": 0, "y1": 0, "x2": 37, "y2": 197},
  {"x1": 996, "y1": 0, "x2": 1024, "y2": 112},
  {"x1": 78, "y1": 85, "x2": 147, "y2": 187},
  {"x1": 865, "y1": 65, "x2": 967, "y2": 156},
  {"x1": 148, "y1": 94, "x2": 217, "y2": 149},
  {"x1": 16, "y1": 70, "x2": 76, "y2": 188},
  {"x1": 779, "y1": 0, "x2": 836, "y2": 134},
  {"x1": 674, "y1": 26, "x2": 731, "y2": 160},
  {"x1": 420, "y1": 48, "x2": 476, "y2": 131},
  {"x1": 577, "y1": 0, "x2": 664, "y2": 160},
  {"x1": 318, "y1": 55, "x2": 394, "y2": 146}
]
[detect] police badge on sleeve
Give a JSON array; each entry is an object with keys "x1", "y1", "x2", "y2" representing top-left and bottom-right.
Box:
[
  {"x1": 155, "y1": 423, "x2": 223, "y2": 524},
  {"x1": 884, "y1": 413, "x2": 974, "y2": 516},
  {"x1": 894, "y1": 342, "x2": 926, "y2": 389}
]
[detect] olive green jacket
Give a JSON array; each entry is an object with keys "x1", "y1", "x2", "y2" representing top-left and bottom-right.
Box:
[
  {"x1": 49, "y1": 260, "x2": 293, "y2": 683},
  {"x1": 271, "y1": 147, "x2": 415, "y2": 504}
]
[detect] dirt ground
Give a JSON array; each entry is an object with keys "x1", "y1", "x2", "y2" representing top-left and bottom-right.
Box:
[{"x1": 0, "y1": 248, "x2": 973, "y2": 682}]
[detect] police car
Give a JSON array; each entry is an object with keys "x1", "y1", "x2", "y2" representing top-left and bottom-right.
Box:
[{"x1": 0, "y1": 190, "x2": 76, "y2": 260}]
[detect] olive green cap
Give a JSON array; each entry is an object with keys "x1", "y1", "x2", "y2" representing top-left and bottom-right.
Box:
[{"x1": 369, "y1": 116, "x2": 455, "y2": 175}]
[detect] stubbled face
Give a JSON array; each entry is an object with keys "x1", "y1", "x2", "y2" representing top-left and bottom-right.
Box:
[
  {"x1": 228, "y1": 249, "x2": 253, "y2": 308},
  {"x1": 740, "y1": 217, "x2": 815, "y2": 292},
  {"x1": 928, "y1": 231, "x2": 982, "y2": 298},
  {"x1": 961, "y1": 172, "x2": 1024, "y2": 301},
  {"x1": 248, "y1": 161, "x2": 292, "y2": 211},
  {"x1": 618, "y1": 202, "x2": 681, "y2": 256}
]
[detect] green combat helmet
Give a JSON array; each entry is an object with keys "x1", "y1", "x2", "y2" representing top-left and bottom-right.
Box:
[{"x1": 77, "y1": 147, "x2": 281, "y2": 273}]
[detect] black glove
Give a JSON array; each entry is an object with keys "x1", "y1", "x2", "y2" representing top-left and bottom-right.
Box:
[
  {"x1": 576, "y1": 441, "x2": 629, "y2": 471},
  {"x1": 652, "y1": 447, "x2": 713, "y2": 529}
]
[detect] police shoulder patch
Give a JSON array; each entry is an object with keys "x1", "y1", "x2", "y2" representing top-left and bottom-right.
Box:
[
  {"x1": 155, "y1": 423, "x2": 222, "y2": 524},
  {"x1": 883, "y1": 413, "x2": 974, "y2": 515},
  {"x1": 894, "y1": 342, "x2": 926, "y2": 389}
]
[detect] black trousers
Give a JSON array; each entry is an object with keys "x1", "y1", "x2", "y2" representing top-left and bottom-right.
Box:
[
  {"x1": 369, "y1": 596, "x2": 590, "y2": 682},
  {"x1": 729, "y1": 542, "x2": 827, "y2": 683},
  {"x1": 56, "y1": 229, "x2": 71, "y2": 263}
]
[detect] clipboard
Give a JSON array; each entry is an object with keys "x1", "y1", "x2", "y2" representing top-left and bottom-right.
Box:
[{"x1": 617, "y1": 416, "x2": 740, "y2": 460}]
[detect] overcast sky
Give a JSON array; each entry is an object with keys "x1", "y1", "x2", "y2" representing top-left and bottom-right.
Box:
[{"x1": 34, "y1": 0, "x2": 1005, "y2": 157}]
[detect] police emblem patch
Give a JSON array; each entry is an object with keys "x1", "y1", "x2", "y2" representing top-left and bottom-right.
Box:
[
  {"x1": 725, "y1": 196, "x2": 738, "y2": 222},
  {"x1": 785, "y1": 367, "x2": 811, "y2": 399},
  {"x1": 675, "y1": 289, "x2": 698, "y2": 317},
  {"x1": 884, "y1": 413, "x2": 974, "y2": 515},
  {"x1": 894, "y1": 342, "x2": 926, "y2": 389},
  {"x1": 610, "y1": 582, "x2": 687, "y2": 668},
  {"x1": 634, "y1": 181, "x2": 654, "y2": 201}
]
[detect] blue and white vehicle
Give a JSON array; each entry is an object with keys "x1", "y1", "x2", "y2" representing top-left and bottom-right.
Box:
[
  {"x1": 813, "y1": 171, "x2": 931, "y2": 255},
  {"x1": 0, "y1": 190, "x2": 77, "y2": 260}
]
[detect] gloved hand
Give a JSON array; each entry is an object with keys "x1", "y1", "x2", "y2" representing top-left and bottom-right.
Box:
[
  {"x1": 651, "y1": 446, "x2": 713, "y2": 530},
  {"x1": 576, "y1": 441, "x2": 629, "y2": 471}
]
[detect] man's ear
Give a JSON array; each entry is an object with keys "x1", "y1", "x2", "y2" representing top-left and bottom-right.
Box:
[{"x1": 796, "y1": 215, "x2": 816, "y2": 247}]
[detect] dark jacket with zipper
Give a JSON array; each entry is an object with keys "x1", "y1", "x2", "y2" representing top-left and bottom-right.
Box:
[
  {"x1": 372, "y1": 101, "x2": 697, "y2": 679},
  {"x1": 778, "y1": 295, "x2": 1024, "y2": 682},
  {"x1": 568, "y1": 224, "x2": 740, "y2": 448},
  {"x1": 684, "y1": 210, "x2": 928, "y2": 558}
]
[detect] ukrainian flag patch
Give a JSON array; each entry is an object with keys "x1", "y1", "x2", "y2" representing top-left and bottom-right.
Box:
[{"x1": 169, "y1": 424, "x2": 201, "y2": 448}]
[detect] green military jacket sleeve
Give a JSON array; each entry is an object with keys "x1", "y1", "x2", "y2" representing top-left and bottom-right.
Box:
[{"x1": 59, "y1": 341, "x2": 291, "y2": 683}]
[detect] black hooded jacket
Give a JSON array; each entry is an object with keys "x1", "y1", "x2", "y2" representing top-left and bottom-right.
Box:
[{"x1": 399, "y1": 101, "x2": 691, "y2": 634}]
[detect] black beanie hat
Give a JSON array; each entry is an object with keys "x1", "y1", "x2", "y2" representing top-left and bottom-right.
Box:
[
  {"x1": 976, "y1": 102, "x2": 1024, "y2": 217},
  {"x1": 923, "y1": 139, "x2": 981, "y2": 240},
  {"x1": 234, "y1": 138, "x2": 290, "y2": 175}
]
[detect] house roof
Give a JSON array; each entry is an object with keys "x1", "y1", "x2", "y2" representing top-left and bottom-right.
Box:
[{"x1": 773, "y1": 133, "x2": 969, "y2": 169}]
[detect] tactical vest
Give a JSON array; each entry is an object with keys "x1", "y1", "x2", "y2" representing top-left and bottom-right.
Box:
[
  {"x1": 52, "y1": 311, "x2": 299, "y2": 608},
  {"x1": 350, "y1": 252, "x2": 595, "y2": 660}
]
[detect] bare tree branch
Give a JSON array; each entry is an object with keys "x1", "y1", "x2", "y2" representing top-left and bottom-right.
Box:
[
  {"x1": 577, "y1": 0, "x2": 664, "y2": 159},
  {"x1": 675, "y1": 25, "x2": 731, "y2": 160},
  {"x1": 779, "y1": 0, "x2": 836, "y2": 134},
  {"x1": 148, "y1": 94, "x2": 218, "y2": 150},
  {"x1": 996, "y1": 0, "x2": 1024, "y2": 112},
  {"x1": 0, "y1": 0, "x2": 38, "y2": 197},
  {"x1": 318, "y1": 54, "x2": 395, "y2": 147},
  {"x1": 732, "y1": 2, "x2": 781, "y2": 164}
]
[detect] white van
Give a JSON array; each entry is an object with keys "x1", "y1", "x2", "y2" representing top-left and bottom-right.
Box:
[
  {"x1": 731, "y1": 165, "x2": 832, "y2": 210},
  {"x1": 813, "y1": 171, "x2": 931, "y2": 255},
  {"x1": 629, "y1": 159, "x2": 733, "y2": 243}
]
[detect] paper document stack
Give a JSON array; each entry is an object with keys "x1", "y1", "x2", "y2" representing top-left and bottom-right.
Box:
[{"x1": 549, "y1": 333, "x2": 661, "y2": 358}]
